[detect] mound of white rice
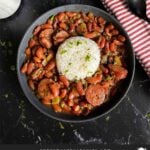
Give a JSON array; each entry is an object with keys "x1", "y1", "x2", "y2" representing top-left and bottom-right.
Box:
[{"x1": 56, "y1": 36, "x2": 101, "y2": 81}]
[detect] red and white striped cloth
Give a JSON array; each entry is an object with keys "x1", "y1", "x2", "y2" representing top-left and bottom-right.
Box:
[{"x1": 102, "y1": 0, "x2": 150, "y2": 77}]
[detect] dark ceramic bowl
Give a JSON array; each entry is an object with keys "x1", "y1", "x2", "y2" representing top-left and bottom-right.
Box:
[{"x1": 17, "y1": 4, "x2": 135, "y2": 123}]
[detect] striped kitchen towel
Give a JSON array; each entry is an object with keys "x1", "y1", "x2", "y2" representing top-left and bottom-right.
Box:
[{"x1": 102, "y1": 0, "x2": 150, "y2": 77}]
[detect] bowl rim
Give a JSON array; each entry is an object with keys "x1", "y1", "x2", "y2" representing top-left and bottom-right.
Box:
[{"x1": 17, "y1": 4, "x2": 135, "y2": 123}]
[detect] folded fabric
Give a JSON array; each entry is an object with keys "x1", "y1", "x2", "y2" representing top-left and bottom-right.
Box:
[{"x1": 102, "y1": 0, "x2": 150, "y2": 77}]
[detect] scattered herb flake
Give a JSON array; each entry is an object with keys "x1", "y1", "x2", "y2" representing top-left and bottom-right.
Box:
[
  {"x1": 52, "y1": 97, "x2": 61, "y2": 104},
  {"x1": 68, "y1": 45, "x2": 73, "y2": 48},
  {"x1": 0, "y1": 40, "x2": 6, "y2": 47},
  {"x1": 10, "y1": 65, "x2": 16, "y2": 71},
  {"x1": 49, "y1": 15, "x2": 55, "y2": 21},
  {"x1": 61, "y1": 132, "x2": 65, "y2": 136},
  {"x1": 61, "y1": 50, "x2": 67, "y2": 55},
  {"x1": 65, "y1": 69, "x2": 68, "y2": 73},
  {"x1": 127, "y1": 97, "x2": 130, "y2": 101},
  {"x1": 19, "y1": 100, "x2": 25, "y2": 109},
  {"x1": 59, "y1": 122, "x2": 65, "y2": 129},
  {"x1": 4, "y1": 94, "x2": 8, "y2": 98},
  {"x1": 74, "y1": 75, "x2": 78, "y2": 81},
  {"x1": 70, "y1": 124, "x2": 74, "y2": 127},
  {"x1": 85, "y1": 54, "x2": 91, "y2": 62},
  {"x1": 84, "y1": 40, "x2": 87, "y2": 44},
  {"x1": 145, "y1": 113, "x2": 150, "y2": 119},
  {"x1": 88, "y1": 71, "x2": 93, "y2": 74},
  {"x1": 18, "y1": 100, "x2": 26, "y2": 120},
  {"x1": 105, "y1": 75, "x2": 112, "y2": 81},
  {"x1": 21, "y1": 114, "x2": 26, "y2": 119},
  {"x1": 76, "y1": 40, "x2": 82, "y2": 46},
  {"x1": 68, "y1": 41, "x2": 74, "y2": 48},
  {"x1": 69, "y1": 41, "x2": 73, "y2": 45},
  {"x1": 68, "y1": 62, "x2": 72, "y2": 66},
  {"x1": 105, "y1": 116, "x2": 110, "y2": 121}
]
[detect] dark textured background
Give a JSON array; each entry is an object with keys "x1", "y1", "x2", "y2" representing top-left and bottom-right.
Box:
[{"x1": 0, "y1": 0, "x2": 150, "y2": 145}]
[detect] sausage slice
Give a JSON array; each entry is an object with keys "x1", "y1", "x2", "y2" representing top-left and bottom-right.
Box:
[{"x1": 85, "y1": 84, "x2": 105, "y2": 106}]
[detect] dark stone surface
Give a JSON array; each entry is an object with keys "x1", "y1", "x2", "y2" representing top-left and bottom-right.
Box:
[{"x1": 0, "y1": 0, "x2": 150, "y2": 145}]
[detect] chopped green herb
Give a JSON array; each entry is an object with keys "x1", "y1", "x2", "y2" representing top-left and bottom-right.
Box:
[
  {"x1": 70, "y1": 124, "x2": 74, "y2": 127},
  {"x1": 84, "y1": 40, "x2": 88, "y2": 44},
  {"x1": 60, "y1": 102, "x2": 65, "y2": 108},
  {"x1": 61, "y1": 132, "x2": 65, "y2": 136},
  {"x1": 10, "y1": 65, "x2": 16, "y2": 71},
  {"x1": 105, "y1": 116, "x2": 110, "y2": 121},
  {"x1": 127, "y1": 97, "x2": 130, "y2": 101},
  {"x1": 65, "y1": 69, "x2": 68, "y2": 73},
  {"x1": 21, "y1": 114, "x2": 26, "y2": 119},
  {"x1": 68, "y1": 45, "x2": 73, "y2": 48},
  {"x1": 105, "y1": 75, "x2": 112, "y2": 81},
  {"x1": 85, "y1": 54, "x2": 91, "y2": 62},
  {"x1": 52, "y1": 97, "x2": 61, "y2": 104},
  {"x1": 74, "y1": 77, "x2": 78, "y2": 82},
  {"x1": 68, "y1": 62, "x2": 72, "y2": 66},
  {"x1": 18, "y1": 100, "x2": 26, "y2": 120},
  {"x1": 76, "y1": 40, "x2": 82, "y2": 46},
  {"x1": 145, "y1": 112, "x2": 150, "y2": 119},
  {"x1": 31, "y1": 68, "x2": 43, "y2": 80},
  {"x1": 59, "y1": 122, "x2": 65, "y2": 129},
  {"x1": 4, "y1": 94, "x2": 8, "y2": 98},
  {"x1": 69, "y1": 41, "x2": 73, "y2": 45},
  {"x1": 68, "y1": 41, "x2": 74, "y2": 48},
  {"x1": 49, "y1": 15, "x2": 55, "y2": 21},
  {"x1": 60, "y1": 50, "x2": 67, "y2": 55},
  {"x1": 0, "y1": 40, "x2": 6, "y2": 47},
  {"x1": 88, "y1": 71, "x2": 93, "y2": 74}
]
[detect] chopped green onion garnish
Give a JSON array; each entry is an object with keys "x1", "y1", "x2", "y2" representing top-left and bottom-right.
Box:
[
  {"x1": 60, "y1": 102, "x2": 65, "y2": 108},
  {"x1": 145, "y1": 112, "x2": 150, "y2": 119},
  {"x1": 88, "y1": 71, "x2": 93, "y2": 74},
  {"x1": 85, "y1": 54, "x2": 91, "y2": 62},
  {"x1": 68, "y1": 62, "x2": 72, "y2": 66},
  {"x1": 60, "y1": 50, "x2": 67, "y2": 54},
  {"x1": 49, "y1": 15, "x2": 55, "y2": 21},
  {"x1": 52, "y1": 97, "x2": 61, "y2": 104},
  {"x1": 65, "y1": 69, "x2": 68, "y2": 73},
  {"x1": 76, "y1": 40, "x2": 82, "y2": 46},
  {"x1": 59, "y1": 122, "x2": 65, "y2": 129},
  {"x1": 105, "y1": 75, "x2": 112, "y2": 81},
  {"x1": 69, "y1": 41, "x2": 73, "y2": 45}
]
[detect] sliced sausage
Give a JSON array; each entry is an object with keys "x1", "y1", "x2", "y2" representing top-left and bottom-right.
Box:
[{"x1": 85, "y1": 84, "x2": 105, "y2": 106}]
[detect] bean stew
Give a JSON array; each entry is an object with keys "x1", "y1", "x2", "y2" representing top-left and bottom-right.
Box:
[{"x1": 20, "y1": 11, "x2": 128, "y2": 116}]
